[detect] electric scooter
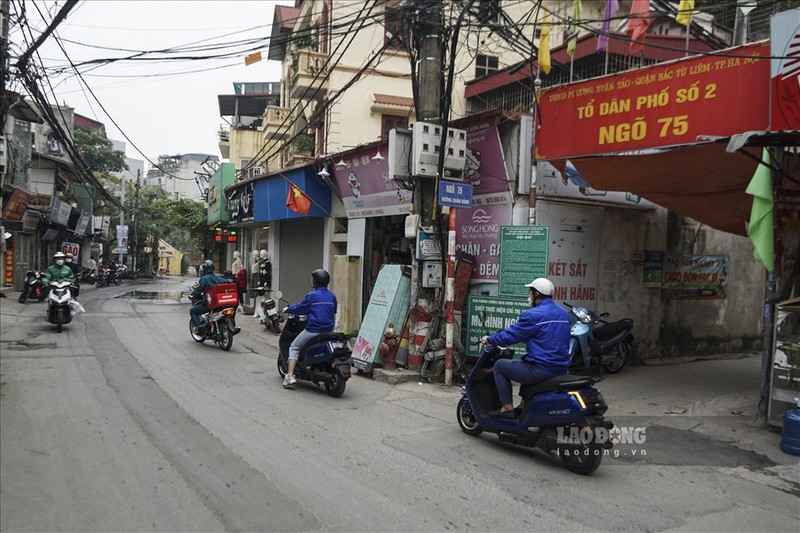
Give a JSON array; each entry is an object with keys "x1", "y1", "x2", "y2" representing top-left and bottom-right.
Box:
[
  {"x1": 456, "y1": 312, "x2": 614, "y2": 475},
  {"x1": 277, "y1": 315, "x2": 355, "y2": 397}
]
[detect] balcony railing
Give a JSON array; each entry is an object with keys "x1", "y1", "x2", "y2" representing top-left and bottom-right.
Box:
[
  {"x1": 263, "y1": 106, "x2": 291, "y2": 141},
  {"x1": 290, "y1": 50, "x2": 329, "y2": 101}
]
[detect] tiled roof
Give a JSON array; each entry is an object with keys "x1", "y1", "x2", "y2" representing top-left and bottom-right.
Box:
[{"x1": 373, "y1": 94, "x2": 414, "y2": 108}]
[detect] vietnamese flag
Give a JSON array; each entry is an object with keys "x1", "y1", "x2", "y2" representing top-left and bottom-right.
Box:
[{"x1": 287, "y1": 184, "x2": 311, "y2": 215}]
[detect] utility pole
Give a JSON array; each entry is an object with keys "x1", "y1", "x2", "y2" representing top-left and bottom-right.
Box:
[
  {"x1": 132, "y1": 170, "x2": 141, "y2": 272},
  {"x1": 408, "y1": 2, "x2": 443, "y2": 371},
  {"x1": 118, "y1": 182, "x2": 125, "y2": 266}
]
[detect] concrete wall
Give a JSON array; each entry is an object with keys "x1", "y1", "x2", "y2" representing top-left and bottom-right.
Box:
[{"x1": 596, "y1": 205, "x2": 765, "y2": 360}]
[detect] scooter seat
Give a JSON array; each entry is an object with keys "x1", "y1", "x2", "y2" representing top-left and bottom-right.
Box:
[
  {"x1": 592, "y1": 319, "x2": 633, "y2": 342},
  {"x1": 519, "y1": 374, "x2": 593, "y2": 399}
]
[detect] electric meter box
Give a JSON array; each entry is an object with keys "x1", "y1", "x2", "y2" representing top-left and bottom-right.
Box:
[
  {"x1": 422, "y1": 261, "x2": 443, "y2": 288},
  {"x1": 412, "y1": 122, "x2": 467, "y2": 177}
]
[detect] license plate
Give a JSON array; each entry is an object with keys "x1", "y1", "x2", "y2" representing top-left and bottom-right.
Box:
[{"x1": 267, "y1": 308, "x2": 277, "y2": 316}]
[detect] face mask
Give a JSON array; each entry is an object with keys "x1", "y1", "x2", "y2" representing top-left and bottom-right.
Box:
[
  {"x1": 528, "y1": 295, "x2": 534, "y2": 306},
  {"x1": 56, "y1": 260, "x2": 64, "y2": 266},
  {"x1": 66, "y1": 258, "x2": 72, "y2": 263}
]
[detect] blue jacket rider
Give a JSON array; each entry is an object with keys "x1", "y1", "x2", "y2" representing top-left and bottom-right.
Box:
[
  {"x1": 481, "y1": 277, "x2": 571, "y2": 418},
  {"x1": 282, "y1": 268, "x2": 338, "y2": 388},
  {"x1": 190, "y1": 260, "x2": 225, "y2": 331}
]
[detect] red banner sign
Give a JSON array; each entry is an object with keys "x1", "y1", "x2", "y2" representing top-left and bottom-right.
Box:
[{"x1": 535, "y1": 42, "x2": 770, "y2": 160}]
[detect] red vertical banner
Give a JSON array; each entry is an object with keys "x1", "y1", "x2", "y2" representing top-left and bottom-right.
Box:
[
  {"x1": 770, "y1": 9, "x2": 800, "y2": 130},
  {"x1": 5, "y1": 249, "x2": 14, "y2": 286}
]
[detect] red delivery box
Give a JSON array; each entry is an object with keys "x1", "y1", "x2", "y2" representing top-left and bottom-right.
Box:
[{"x1": 205, "y1": 283, "x2": 239, "y2": 309}]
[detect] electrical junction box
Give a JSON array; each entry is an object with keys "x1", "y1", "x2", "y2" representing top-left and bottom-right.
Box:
[
  {"x1": 404, "y1": 214, "x2": 419, "y2": 239},
  {"x1": 422, "y1": 261, "x2": 443, "y2": 288},
  {"x1": 442, "y1": 127, "x2": 467, "y2": 171},
  {"x1": 388, "y1": 128, "x2": 413, "y2": 183},
  {"x1": 412, "y1": 121, "x2": 441, "y2": 177}
]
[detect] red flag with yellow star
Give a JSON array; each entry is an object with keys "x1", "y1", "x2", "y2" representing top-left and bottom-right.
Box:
[{"x1": 286, "y1": 184, "x2": 311, "y2": 215}]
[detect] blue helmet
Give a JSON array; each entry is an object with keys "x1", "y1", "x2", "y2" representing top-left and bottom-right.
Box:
[{"x1": 202, "y1": 259, "x2": 214, "y2": 273}]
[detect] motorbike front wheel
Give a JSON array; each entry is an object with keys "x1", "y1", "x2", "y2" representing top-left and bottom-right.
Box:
[
  {"x1": 456, "y1": 397, "x2": 483, "y2": 436},
  {"x1": 216, "y1": 322, "x2": 233, "y2": 351},
  {"x1": 114, "y1": 277, "x2": 121, "y2": 286},
  {"x1": 18, "y1": 288, "x2": 28, "y2": 303},
  {"x1": 56, "y1": 309, "x2": 64, "y2": 333},
  {"x1": 602, "y1": 341, "x2": 630, "y2": 374},
  {"x1": 189, "y1": 320, "x2": 206, "y2": 343},
  {"x1": 325, "y1": 369, "x2": 347, "y2": 398},
  {"x1": 277, "y1": 353, "x2": 288, "y2": 377}
]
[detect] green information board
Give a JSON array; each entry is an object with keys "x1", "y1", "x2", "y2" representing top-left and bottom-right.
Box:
[
  {"x1": 498, "y1": 226, "x2": 549, "y2": 296},
  {"x1": 465, "y1": 295, "x2": 530, "y2": 357}
]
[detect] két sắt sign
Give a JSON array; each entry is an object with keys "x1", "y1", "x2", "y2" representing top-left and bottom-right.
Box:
[{"x1": 535, "y1": 42, "x2": 770, "y2": 160}]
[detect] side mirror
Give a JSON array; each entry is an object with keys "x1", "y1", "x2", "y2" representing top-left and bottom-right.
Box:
[
  {"x1": 478, "y1": 310, "x2": 487, "y2": 326},
  {"x1": 274, "y1": 290, "x2": 283, "y2": 300}
]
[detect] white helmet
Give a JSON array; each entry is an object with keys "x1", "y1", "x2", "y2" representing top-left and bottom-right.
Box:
[{"x1": 524, "y1": 277, "x2": 554, "y2": 297}]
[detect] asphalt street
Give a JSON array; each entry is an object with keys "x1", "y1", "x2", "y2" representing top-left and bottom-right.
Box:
[{"x1": 1, "y1": 277, "x2": 797, "y2": 532}]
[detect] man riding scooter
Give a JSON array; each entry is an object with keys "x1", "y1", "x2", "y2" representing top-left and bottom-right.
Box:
[
  {"x1": 189, "y1": 260, "x2": 225, "y2": 335},
  {"x1": 480, "y1": 277, "x2": 571, "y2": 418}
]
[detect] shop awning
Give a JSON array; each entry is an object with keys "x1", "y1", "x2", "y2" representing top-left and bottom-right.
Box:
[{"x1": 565, "y1": 134, "x2": 800, "y2": 237}]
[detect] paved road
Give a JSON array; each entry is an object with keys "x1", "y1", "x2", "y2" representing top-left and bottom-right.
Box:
[{"x1": 1, "y1": 278, "x2": 798, "y2": 532}]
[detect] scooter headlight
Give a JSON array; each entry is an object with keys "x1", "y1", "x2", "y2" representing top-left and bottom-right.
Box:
[{"x1": 575, "y1": 309, "x2": 592, "y2": 324}]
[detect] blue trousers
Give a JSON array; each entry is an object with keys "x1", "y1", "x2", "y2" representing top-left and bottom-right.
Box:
[
  {"x1": 493, "y1": 359, "x2": 562, "y2": 405},
  {"x1": 190, "y1": 303, "x2": 209, "y2": 328}
]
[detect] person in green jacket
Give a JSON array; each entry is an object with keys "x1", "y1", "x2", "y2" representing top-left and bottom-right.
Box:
[{"x1": 42, "y1": 252, "x2": 76, "y2": 286}]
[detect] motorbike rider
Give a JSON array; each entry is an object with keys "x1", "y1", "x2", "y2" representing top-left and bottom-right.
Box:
[
  {"x1": 189, "y1": 259, "x2": 225, "y2": 334},
  {"x1": 64, "y1": 253, "x2": 80, "y2": 297},
  {"x1": 281, "y1": 268, "x2": 338, "y2": 388},
  {"x1": 480, "y1": 277, "x2": 571, "y2": 419},
  {"x1": 42, "y1": 252, "x2": 76, "y2": 287}
]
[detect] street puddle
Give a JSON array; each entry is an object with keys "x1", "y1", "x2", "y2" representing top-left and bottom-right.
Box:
[{"x1": 116, "y1": 291, "x2": 186, "y2": 304}]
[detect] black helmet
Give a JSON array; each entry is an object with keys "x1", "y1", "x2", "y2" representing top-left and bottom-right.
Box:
[
  {"x1": 202, "y1": 259, "x2": 214, "y2": 273},
  {"x1": 311, "y1": 268, "x2": 330, "y2": 287}
]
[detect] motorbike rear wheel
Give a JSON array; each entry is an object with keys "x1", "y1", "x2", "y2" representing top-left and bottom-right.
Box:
[
  {"x1": 456, "y1": 397, "x2": 483, "y2": 436},
  {"x1": 114, "y1": 277, "x2": 121, "y2": 286},
  {"x1": 216, "y1": 323, "x2": 233, "y2": 351},
  {"x1": 559, "y1": 443, "x2": 603, "y2": 475},
  {"x1": 602, "y1": 341, "x2": 630, "y2": 374},
  {"x1": 325, "y1": 369, "x2": 347, "y2": 398},
  {"x1": 270, "y1": 318, "x2": 282, "y2": 335}
]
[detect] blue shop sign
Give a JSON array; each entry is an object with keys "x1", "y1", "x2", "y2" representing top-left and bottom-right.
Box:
[{"x1": 253, "y1": 166, "x2": 331, "y2": 222}]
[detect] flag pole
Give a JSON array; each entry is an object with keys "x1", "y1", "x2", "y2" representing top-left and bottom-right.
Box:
[{"x1": 684, "y1": 24, "x2": 690, "y2": 57}]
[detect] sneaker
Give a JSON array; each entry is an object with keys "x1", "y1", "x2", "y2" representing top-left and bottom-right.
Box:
[{"x1": 282, "y1": 374, "x2": 297, "y2": 388}]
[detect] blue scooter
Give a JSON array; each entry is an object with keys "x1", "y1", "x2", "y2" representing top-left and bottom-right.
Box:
[
  {"x1": 277, "y1": 315, "x2": 355, "y2": 397},
  {"x1": 456, "y1": 313, "x2": 615, "y2": 475},
  {"x1": 564, "y1": 302, "x2": 634, "y2": 374}
]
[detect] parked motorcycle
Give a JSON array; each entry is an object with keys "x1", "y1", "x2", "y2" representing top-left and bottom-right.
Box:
[
  {"x1": 46, "y1": 279, "x2": 75, "y2": 333},
  {"x1": 188, "y1": 283, "x2": 241, "y2": 351},
  {"x1": 18, "y1": 270, "x2": 46, "y2": 303},
  {"x1": 80, "y1": 266, "x2": 96, "y2": 285},
  {"x1": 456, "y1": 312, "x2": 614, "y2": 475},
  {"x1": 107, "y1": 268, "x2": 122, "y2": 286},
  {"x1": 277, "y1": 315, "x2": 355, "y2": 397},
  {"x1": 563, "y1": 302, "x2": 634, "y2": 374},
  {"x1": 253, "y1": 287, "x2": 284, "y2": 335},
  {"x1": 96, "y1": 268, "x2": 108, "y2": 287}
]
